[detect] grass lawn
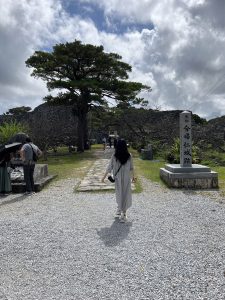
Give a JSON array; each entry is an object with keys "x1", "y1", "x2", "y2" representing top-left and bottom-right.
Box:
[
  {"x1": 38, "y1": 149, "x2": 95, "y2": 181},
  {"x1": 135, "y1": 158, "x2": 165, "y2": 185},
  {"x1": 129, "y1": 148, "x2": 165, "y2": 189},
  {"x1": 211, "y1": 166, "x2": 225, "y2": 196}
]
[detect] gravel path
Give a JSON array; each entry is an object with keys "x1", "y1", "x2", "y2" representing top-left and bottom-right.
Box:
[{"x1": 1, "y1": 164, "x2": 225, "y2": 299}]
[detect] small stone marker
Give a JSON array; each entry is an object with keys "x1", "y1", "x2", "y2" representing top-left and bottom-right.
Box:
[{"x1": 141, "y1": 144, "x2": 153, "y2": 160}]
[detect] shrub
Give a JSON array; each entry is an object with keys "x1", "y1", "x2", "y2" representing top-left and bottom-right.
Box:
[
  {"x1": 166, "y1": 137, "x2": 201, "y2": 164},
  {"x1": 0, "y1": 121, "x2": 28, "y2": 144}
]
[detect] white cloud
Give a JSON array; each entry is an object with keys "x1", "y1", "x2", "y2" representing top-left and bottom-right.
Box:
[
  {"x1": 0, "y1": 0, "x2": 101, "y2": 114},
  {"x1": 76, "y1": 0, "x2": 225, "y2": 119}
]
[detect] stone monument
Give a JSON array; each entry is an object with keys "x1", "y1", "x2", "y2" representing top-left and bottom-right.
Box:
[
  {"x1": 141, "y1": 144, "x2": 153, "y2": 160},
  {"x1": 160, "y1": 111, "x2": 218, "y2": 188}
]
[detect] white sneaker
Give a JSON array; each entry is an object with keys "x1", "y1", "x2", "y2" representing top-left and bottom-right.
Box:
[
  {"x1": 115, "y1": 210, "x2": 121, "y2": 218},
  {"x1": 120, "y1": 213, "x2": 127, "y2": 223},
  {"x1": 24, "y1": 192, "x2": 35, "y2": 196}
]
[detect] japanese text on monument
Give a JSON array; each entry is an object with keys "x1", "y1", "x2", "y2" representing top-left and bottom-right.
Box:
[{"x1": 180, "y1": 111, "x2": 192, "y2": 167}]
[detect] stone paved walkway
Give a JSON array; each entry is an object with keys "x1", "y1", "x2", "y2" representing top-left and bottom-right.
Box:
[{"x1": 77, "y1": 147, "x2": 135, "y2": 191}]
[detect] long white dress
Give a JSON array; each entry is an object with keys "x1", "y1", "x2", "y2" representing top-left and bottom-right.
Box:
[{"x1": 106, "y1": 154, "x2": 133, "y2": 212}]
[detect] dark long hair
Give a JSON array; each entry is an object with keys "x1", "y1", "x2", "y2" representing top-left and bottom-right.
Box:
[{"x1": 114, "y1": 139, "x2": 130, "y2": 165}]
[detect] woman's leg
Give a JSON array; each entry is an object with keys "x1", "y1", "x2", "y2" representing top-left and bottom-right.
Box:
[
  {"x1": 23, "y1": 164, "x2": 32, "y2": 192},
  {"x1": 29, "y1": 164, "x2": 35, "y2": 192}
]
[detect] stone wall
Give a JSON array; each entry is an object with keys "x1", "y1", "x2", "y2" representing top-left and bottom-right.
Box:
[
  {"x1": 29, "y1": 104, "x2": 78, "y2": 148},
  {"x1": 0, "y1": 104, "x2": 225, "y2": 150},
  {"x1": 124, "y1": 110, "x2": 225, "y2": 149},
  {"x1": 0, "y1": 103, "x2": 78, "y2": 148}
]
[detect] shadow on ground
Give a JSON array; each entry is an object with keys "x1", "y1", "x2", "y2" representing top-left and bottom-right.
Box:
[
  {"x1": 0, "y1": 194, "x2": 30, "y2": 207},
  {"x1": 96, "y1": 219, "x2": 132, "y2": 247}
]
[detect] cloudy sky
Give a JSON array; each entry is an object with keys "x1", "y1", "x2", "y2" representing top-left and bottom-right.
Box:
[{"x1": 0, "y1": 0, "x2": 225, "y2": 119}]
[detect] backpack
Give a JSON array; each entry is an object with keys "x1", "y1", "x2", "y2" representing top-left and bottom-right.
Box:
[
  {"x1": 32, "y1": 149, "x2": 38, "y2": 162},
  {"x1": 29, "y1": 144, "x2": 38, "y2": 162}
]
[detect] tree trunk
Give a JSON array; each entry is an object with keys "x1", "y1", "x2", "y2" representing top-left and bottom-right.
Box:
[
  {"x1": 84, "y1": 118, "x2": 90, "y2": 150},
  {"x1": 77, "y1": 113, "x2": 88, "y2": 152},
  {"x1": 74, "y1": 91, "x2": 90, "y2": 152}
]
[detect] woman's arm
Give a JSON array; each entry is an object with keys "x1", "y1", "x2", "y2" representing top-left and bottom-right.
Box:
[
  {"x1": 101, "y1": 155, "x2": 114, "y2": 182},
  {"x1": 37, "y1": 147, "x2": 43, "y2": 157},
  {"x1": 20, "y1": 148, "x2": 25, "y2": 161},
  {"x1": 101, "y1": 172, "x2": 109, "y2": 182},
  {"x1": 130, "y1": 155, "x2": 136, "y2": 182}
]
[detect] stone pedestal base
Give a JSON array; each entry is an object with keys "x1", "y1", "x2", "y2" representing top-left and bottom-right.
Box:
[
  {"x1": 160, "y1": 164, "x2": 218, "y2": 189},
  {"x1": 11, "y1": 164, "x2": 56, "y2": 193}
]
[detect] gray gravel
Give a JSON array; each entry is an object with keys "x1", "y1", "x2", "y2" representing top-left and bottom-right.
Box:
[{"x1": 1, "y1": 177, "x2": 225, "y2": 300}]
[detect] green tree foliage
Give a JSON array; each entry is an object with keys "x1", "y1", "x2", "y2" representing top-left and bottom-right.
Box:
[
  {"x1": 91, "y1": 106, "x2": 160, "y2": 149},
  {"x1": 26, "y1": 40, "x2": 149, "y2": 151},
  {"x1": 0, "y1": 121, "x2": 28, "y2": 144},
  {"x1": 4, "y1": 106, "x2": 32, "y2": 116},
  {"x1": 192, "y1": 114, "x2": 207, "y2": 125},
  {"x1": 166, "y1": 137, "x2": 201, "y2": 163}
]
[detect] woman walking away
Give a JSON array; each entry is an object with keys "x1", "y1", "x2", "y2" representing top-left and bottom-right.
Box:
[{"x1": 102, "y1": 139, "x2": 136, "y2": 222}]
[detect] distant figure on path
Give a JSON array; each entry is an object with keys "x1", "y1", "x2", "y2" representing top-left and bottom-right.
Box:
[
  {"x1": 20, "y1": 137, "x2": 42, "y2": 195},
  {"x1": 113, "y1": 138, "x2": 118, "y2": 149},
  {"x1": 102, "y1": 137, "x2": 107, "y2": 150},
  {"x1": 101, "y1": 139, "x2": 136, "y2": 222}
]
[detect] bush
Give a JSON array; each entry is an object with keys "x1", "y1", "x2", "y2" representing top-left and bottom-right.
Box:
[
  {"x1": 130, "y1": 141, "x2": 145, "y2": 153},
  {"x1": 0, "y1": 121, "x2": 28, "y2": 144},
  {"x1": 192, "y1": 114, "x2": 207, "y2": 125},
  {"x1": 166, "y1": 153, "x2": 175, "y2": 163},
  {"x1": 165, "y1": 137, "x2": 201, "y2": 164}
]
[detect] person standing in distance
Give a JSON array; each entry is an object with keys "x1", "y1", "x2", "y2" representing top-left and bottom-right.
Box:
[
  {"x1": 20, "y1": 137, "x2": 42, "y2": 195},
  {"x1": 102, "y1": 137, "x2": 107, "y2": 150},
  {"x1": 101, "y1": 139, "x2": 136, "y2": 222},
  {"x1": 0, "y1": 152, "x2": 12, "y2": 196}
]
